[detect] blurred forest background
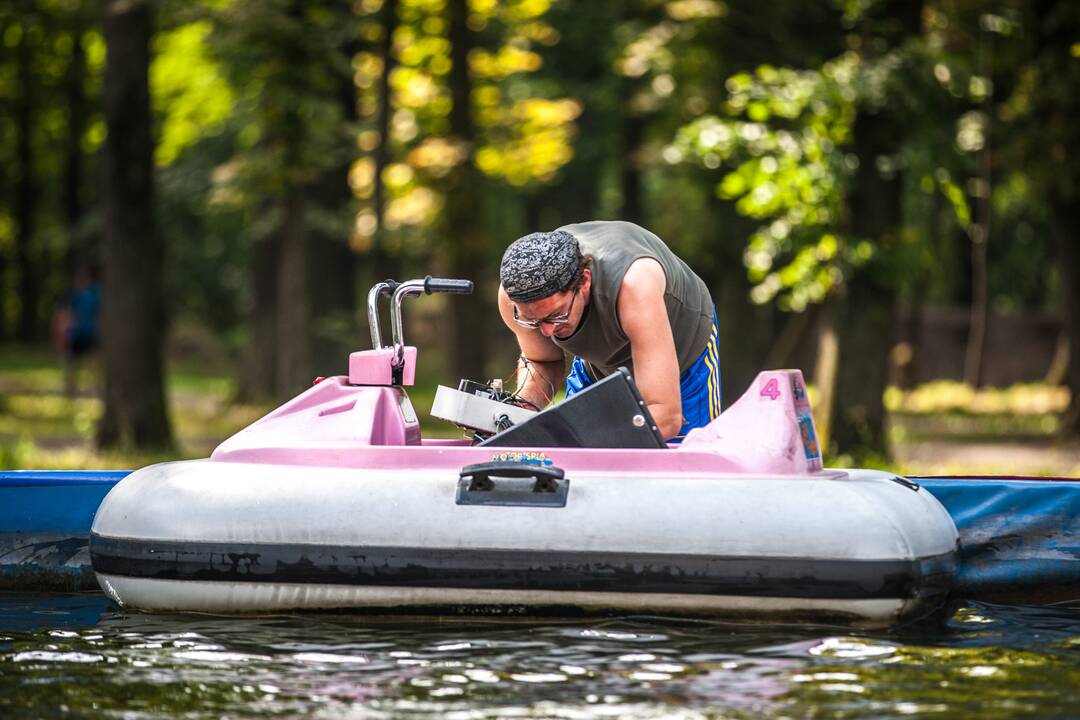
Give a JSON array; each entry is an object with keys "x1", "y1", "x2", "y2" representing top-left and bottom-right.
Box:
[{"x1": 0, "y1": 0, "x2": 1078, "y2": 473}]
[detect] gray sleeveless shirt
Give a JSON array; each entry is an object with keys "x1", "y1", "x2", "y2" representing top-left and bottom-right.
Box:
[{"x1": 552, "y1": 221, "x2": 714, "y2": 380}]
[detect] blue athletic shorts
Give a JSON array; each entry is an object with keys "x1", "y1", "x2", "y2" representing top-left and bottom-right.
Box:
[{"x1": 565, "y1": 309, "x2": 721, "y2": 442}]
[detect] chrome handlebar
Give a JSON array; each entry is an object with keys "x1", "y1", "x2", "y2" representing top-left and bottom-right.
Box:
[{"x1": 366, "y1": 276, "x2": 475, "y2": 366}]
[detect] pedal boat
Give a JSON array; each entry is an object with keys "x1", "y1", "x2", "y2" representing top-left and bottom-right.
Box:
[{"x1": 90, "y1": 277, "x2": 959, "y2": 627}]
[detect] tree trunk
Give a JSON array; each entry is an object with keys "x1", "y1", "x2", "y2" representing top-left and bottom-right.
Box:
[
  {"x1": 1052, "y1": 197, "x2": 1080, "y2": 438},
  {"x1": 98, "y1": 0, "x2": 173, "y2": 450},
  {"x1": 715, "y1": 278, "x2": 766, "y2": 404},
  {"x1": 896, "y1": 189, "x2": 947, "y2": 391},
  {"x1": 710, "y1": 201, "x2": 771, "y2": 405},
  {"x1": 1045, "y1": 330, "x2": 1069, "y2": 387},
  {"x1": 1031, "y1": 0, "x2": 1080, "y2": 438},
  {"x1": 830, "y1": 272, "x2": 893, "y2": 456},
  {"x1": 764, "y1": 305, "x2": 820, "y2": 372},
  {"x1": 370, "y1": 0, "x2": 398, "y2": 283},
  {"x1": 63, "y1": 15, "x2": 88, "y2": 277},
  {"x1": 828, "y1": 0, "x2": 919, "y2": 458},
  {"x1": 15, "y1": 10, "x2": 39, "y2": 342},
  {"x1": 892, "y1": 300, "x2": 921, "y2": 391},
  {"x1": 963, "y1": 28, "x2": 993, "y2": 388},
  {"x1": 813, "y1": 300, "x2": 839, "y2": 455},
  {"x1": 308, "y1": 216, "x2": 356, "y2": 371},
  {"x1": 309, "y1": 36, "x2": 361, "y2": 370},
  {"x1": 962, "y1": 216, "x2": 989, "y2": 388},
  {"x1": 444, "y1": 0, "x2": 488, "y2": 381},
  {"x1": 276, "y1": 191, "x2": 310, "y2": 396},
  {"x1": 237, "y1": 213, "x2": 279, "y2": 402},
  {"x1": 831, "y1": 109, "x2": 901, "y2": 458},
  {"x1": 620, "y1": 80, "x2": 645, "y2": 226}
]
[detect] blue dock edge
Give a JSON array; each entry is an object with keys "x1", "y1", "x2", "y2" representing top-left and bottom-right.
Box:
[
  {"x1": 917, "y1": 475, "x2": 1080, "y2": 604},
  {"x1": 2, "y1": 470, "x2": 1079, "y2": 603},
  {"x1": 1, "y1": 471, "x2": 128, "y2": 591}
]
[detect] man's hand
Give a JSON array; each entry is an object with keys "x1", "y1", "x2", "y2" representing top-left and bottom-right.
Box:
[
  {"x1": 497, "y1": 287, "x2": 565, "y2": 408},
  {"x1": 618, "y1": 258, "x2": 683, "y2": 439}
]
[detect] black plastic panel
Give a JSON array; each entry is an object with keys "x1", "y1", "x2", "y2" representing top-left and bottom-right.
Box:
[{"x1": 481, "y1": 368, "x2": 666, "y2": 449}]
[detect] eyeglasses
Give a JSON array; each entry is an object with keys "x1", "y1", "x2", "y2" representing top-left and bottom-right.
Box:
[{"x1": 513, "y1": 287, "x2": 579, "y2": 329}]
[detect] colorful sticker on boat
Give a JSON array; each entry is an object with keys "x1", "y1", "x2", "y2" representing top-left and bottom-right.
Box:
[
  {"x1": 791, "y1": 375, "x2": 806, "y2": 401},
  {"x1": 798, "y1": 414, "x2": 820, "y2": 460},
  {"x1": 491, "y1": 451, "x2": 553, "y2": 467}
]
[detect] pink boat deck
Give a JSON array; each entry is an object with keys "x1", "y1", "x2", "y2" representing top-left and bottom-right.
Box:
[{"x1": 212, "y1": 366, "x2": 826, "y2": 477}]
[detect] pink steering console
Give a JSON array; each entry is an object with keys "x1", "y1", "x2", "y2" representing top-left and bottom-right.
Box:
[{"x1": 211, "y1": 276, "x2": 824, "y2": 476}]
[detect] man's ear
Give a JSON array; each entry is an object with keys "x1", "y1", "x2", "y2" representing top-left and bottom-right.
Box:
[{"x1": 582, "y1": 267, "x2": 592, "y2": 293}]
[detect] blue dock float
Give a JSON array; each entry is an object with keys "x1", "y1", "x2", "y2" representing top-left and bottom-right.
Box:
[
  {"x1": 0, "y1": 471, "x2": 127, "y2": 591},
  {"x1": 917, "y1": 475, "x2": 1080, "y2": 605}
]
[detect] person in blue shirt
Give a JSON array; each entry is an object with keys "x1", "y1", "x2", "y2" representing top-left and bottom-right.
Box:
[{"x1": 54, "y1": 266, "x2": 101, "y2": 398}]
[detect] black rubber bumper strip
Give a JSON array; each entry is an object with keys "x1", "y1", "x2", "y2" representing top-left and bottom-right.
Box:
[{"x1": 90, "y1": 533, "x2": 954, "y2": 601}]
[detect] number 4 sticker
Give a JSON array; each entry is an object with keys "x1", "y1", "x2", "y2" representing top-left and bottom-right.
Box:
[{"x1": 760, "y1": 378, "x2": 781, "y2": 400}]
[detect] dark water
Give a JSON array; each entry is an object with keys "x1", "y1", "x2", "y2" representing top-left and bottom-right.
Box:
[{"x1": 3, "y1": 595, "x2": 1080, "y2": 718}]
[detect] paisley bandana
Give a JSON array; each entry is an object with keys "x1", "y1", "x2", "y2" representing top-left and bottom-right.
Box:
[{"x1": 500, "y1": 230, "x2": 581, "y2": 303}]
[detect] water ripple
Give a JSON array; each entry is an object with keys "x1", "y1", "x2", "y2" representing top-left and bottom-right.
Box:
[{"x1": 1, "y1": 596, "x2": 1080, "y2": 718}]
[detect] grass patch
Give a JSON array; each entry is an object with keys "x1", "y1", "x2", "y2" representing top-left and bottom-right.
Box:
[
  {"x1": 889, "y1": 413, "x2": 1060, "y2": 445},
  {"x1": 885, "y1": 381, "x2": 1066, "y2": 449},
  {"x1": 0, "y1": 345, "x2": 273, "y2": 469},
  {"x1": 0, "y1": 344, "x2": 465, "y2": 469},
  {"x1": 884, "y1": 381, "x2": 1069, "y2": 416},
  {"x1": 882, "y1": 381, "x2": 1077, "y2": 477}
]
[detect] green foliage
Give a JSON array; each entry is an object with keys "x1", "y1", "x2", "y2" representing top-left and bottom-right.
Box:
[
  {"x1": 667, "y1": 2, "x2": 1062, "y2": 316},
  {"x1": 348, "y1": 0, "x2": 580, "y2": 258},
  {"x1": 151, "y1": 20, "x2": 234, "y2": 167},
  {"x1": 671, "y1": 55, "x2": 863, "y2": 311},
  {"x1": 209, "y1": 0, "x2": 359, "y2": 198}
]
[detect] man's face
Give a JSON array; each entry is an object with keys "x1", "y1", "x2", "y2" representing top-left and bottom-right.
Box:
[{"x1": 513, "y1": 271, "x2": 590, "y2": 339}]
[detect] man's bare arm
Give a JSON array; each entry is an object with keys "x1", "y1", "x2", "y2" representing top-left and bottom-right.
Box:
[
  {"x1": 497, "y1": 287, "x2": 565, "y2": 408},
  {"x1": 618, "y1": 258, "x2": 683, "y2": 439}
]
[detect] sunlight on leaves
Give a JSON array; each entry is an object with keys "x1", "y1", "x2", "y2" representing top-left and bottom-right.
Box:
[{"x1": 151, "y1": 21, "x2": 234, "y2": 167}]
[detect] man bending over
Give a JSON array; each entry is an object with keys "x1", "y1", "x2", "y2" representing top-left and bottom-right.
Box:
[{"x1": 497, "y1": 220, "x2": 721, "y2": 441}]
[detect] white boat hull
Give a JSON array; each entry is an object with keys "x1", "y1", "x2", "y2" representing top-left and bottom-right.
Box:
[{"x1": 90, "y1": 460, "x2": 958, "y2": 627}]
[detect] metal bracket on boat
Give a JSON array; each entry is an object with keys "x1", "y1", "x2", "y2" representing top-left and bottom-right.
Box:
[
  {"x1": 889, "y1": 475, "x2": 922, "y2": 492},
  {"x1": 456, "y1": 462, "x2": 569, "y2": 508}
]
